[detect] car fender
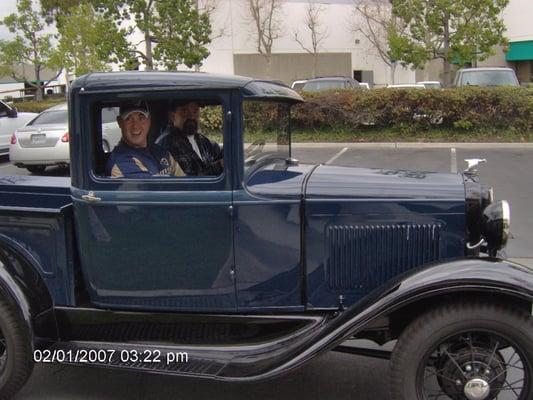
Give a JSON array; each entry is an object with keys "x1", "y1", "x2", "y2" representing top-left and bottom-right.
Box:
[
  {"x1": 0, "y1": 233, "x2": 55, "y2": 342},
  {"x1": 255, "y1": 258, "x2": 533, "y2": 381}
]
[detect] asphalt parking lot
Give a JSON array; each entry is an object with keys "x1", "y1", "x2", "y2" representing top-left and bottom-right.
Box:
[{"x1": 1, "y1": 144, "x2": 532, "y2": 400}]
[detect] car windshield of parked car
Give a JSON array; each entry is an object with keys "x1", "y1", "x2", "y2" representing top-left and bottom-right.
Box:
[
  {"x1": 462, "y1": 70, "x2": 519, "y2": 86},
  {"x1": 28, "y1": 110, "x2": 67, "y2": 125},
  {"x1": 243, "y1": 100, "x2": 290, "y2": 174},
  {"x1": 303, "y1": 80, "x2": 344, "y2": 91}
]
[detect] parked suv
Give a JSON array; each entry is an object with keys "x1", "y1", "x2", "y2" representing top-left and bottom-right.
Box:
[
  {"x1": 453, "y1": 67, "x2": 519, "y2": 87},
  {"x1": 302, "y1": 76, "x2": 360, "y2": 91}
]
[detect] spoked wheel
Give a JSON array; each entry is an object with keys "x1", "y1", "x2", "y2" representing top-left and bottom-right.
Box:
[
  {"x1": 390, "y1": 302, "x2": 533, "y2": 400},
  {"x1": 0, "y1": 299, "x2": 33, "y2": 399}
]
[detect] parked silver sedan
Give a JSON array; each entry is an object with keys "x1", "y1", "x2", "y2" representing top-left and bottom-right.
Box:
[{"x1": 9, "y1": 103, "x2": 121, "y2": 174}]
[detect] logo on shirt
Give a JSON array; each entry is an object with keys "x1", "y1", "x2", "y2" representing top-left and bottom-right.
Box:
[{"x1": 160, "y1": 157, "x2": 170, "y2": 167}]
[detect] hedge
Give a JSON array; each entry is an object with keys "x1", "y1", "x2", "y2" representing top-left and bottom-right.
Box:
[
  {"x1": 11, "y1": 87, "x2": 533, "y2": 136},
  {"x1": 12, "y1": 99, "x2": 66, "y2": 113},
  {"x1": 291, "y1": 87, "x2": 533, "y2": 133}
]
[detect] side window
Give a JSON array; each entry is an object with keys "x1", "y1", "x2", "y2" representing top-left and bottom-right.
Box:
[
  {"x1": 93, "y1": 98, "x2": 225, "y2": 179},
  {"x1": 101, "y1": 107, "x2": 121, "y2": 153}
]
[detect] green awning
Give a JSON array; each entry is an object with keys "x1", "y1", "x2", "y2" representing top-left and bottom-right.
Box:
[{"x1": 506, "y1": 40, "x2": 533, "y2": 61}]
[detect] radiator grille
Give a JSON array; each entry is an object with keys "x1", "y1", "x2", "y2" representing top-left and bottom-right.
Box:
[{"x1": 325, "y1": 223, "x2": 443, "y2": 290}]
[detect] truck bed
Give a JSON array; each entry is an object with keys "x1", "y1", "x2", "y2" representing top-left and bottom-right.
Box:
[
  {"x1": 0, "y1": 175, "x2": 71, "y2": 211},
  {"x1": 0, "y1": 174, "x2": 75, "y2": 305}
]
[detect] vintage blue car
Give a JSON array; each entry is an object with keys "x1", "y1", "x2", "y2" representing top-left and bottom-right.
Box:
[{"x1": 0, "y1": 71, "x2": 530, "y2": 400}]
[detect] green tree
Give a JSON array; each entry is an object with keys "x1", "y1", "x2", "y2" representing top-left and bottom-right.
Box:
[
  {"x1": 51, "y1": 3, "x2": 132, "y2": 76},
  {"x1": 152, "y1": 0, "x2": 212, "y2": 69},
  {"x1": 389, "y1": 0, "x2": 509, "y2": 86},
  {"x1": 0, "y1": 0, "x2": 61, "y2": 101},
  {"x1": 95, "y1": 0, "x2": 213, "y2": 70}
]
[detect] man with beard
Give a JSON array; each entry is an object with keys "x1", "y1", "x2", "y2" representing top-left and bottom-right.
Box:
[{"x1": 156, "y1": 101, "x2": 223, "y2": 176}]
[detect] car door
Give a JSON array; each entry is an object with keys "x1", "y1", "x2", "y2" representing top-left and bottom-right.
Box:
[{"x1": 71, "y1": 93, "x2": 236, "y2": 312}]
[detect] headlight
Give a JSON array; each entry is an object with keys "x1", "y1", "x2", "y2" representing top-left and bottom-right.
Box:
[{"x1": 480, "y1": 200, "x2": 510, "y2": 254}]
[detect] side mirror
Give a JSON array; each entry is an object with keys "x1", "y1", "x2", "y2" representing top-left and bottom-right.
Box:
[{"x1": 7, "y1": 107, "x2": 18, "y2": 118}]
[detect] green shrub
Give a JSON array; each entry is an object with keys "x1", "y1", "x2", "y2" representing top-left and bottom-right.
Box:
[
  {"x1": 12, "y1": 99, "x2": 66, "y2": 113},
  {"x1": 200, "y1": 105, "x2": 223, "y2": 133},
  {"x1": 286, "y1": 87, "x2": 533, "y2": 134}
]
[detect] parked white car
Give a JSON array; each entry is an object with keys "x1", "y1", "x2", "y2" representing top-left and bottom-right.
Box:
[
  {"x1": 10, "y1": 103, "x2": 121, "y2": 174},
  {"x1": 387, "y1": 84, "x2": 426, "y2": 89},
  {"x1": 0, "y1": 100, "x2": 38, "y2": 156},
  {"x1": 417, "y1": 81, "x2": 442, "y2": 89},
  {"x1": 291, "y1": 80, "x2": 308, "y2": 90}
]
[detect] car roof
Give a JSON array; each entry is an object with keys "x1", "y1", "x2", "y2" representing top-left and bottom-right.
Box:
[
  {"x1": 71, "y1": 71, "x2": 303, "y2": 103},
  {"x1": 387, "y1": 84, "x2": 426, "y2": 88},
  {"x1": 459, "y1": 67, "x2": 514, "y2": 71},
  {"x1": 305, "y1": 77, "x2": 352, "y2": 82}
]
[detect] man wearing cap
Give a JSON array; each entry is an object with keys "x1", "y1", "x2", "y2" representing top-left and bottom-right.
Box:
[
  {"x1": 106, "y1": 100, "x2": 185, "y2": 178},
  {"x1": 156, "y1": 101, "x2": 223, "y2": 176}
]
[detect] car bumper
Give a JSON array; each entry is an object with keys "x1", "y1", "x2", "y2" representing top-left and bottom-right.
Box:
[{"x1": 9, "y1": 142, "x2": 70, "y2": 166}]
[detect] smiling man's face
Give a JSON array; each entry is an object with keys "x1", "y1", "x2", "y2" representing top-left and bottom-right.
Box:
[{"x1": 117, "y1": 112, "x2": 151, "y2": 148}]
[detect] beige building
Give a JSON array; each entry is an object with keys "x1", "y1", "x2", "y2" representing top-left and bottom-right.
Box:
[
  {"x1": 129, "y1": 0, "x2": 533, "y2": 86},
  {"x1": 175, "y1": 0, "x2": 417, "y2": 86}
]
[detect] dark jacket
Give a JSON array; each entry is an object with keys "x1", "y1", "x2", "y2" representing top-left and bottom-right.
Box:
[
  {"x1": 156, "y1": 128, "x2": 223, "y2": 176},
  {"x1": 105, "y1": 141, "x2": 185, "y2": 178}
]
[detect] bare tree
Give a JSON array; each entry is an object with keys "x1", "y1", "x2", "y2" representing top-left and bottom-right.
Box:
[
  {"x1": 293, "y1": 1, "x2": 329, "y2": 78},
  {"x1": 352, "y1": 0, "x2": 403, "y2": 84},
  {"x1": 247, "y1": 0, "x2": 283, "y2": 78}
]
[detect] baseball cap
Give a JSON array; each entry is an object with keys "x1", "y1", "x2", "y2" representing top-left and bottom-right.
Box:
[{"x1": 119, "y1": 100, "x2": 150, "y2": 119}]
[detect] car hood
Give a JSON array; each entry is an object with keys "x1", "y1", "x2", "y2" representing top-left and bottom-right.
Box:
[
  {"x1": 305, "y1": 164, "x2": 465, "y2": 200},
  {"x1": 244, "y1": 162, "x2": 465, "y2": 200}
]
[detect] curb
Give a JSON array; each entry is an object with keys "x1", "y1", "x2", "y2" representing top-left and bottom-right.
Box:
[{"x1": 291, "y1": 142, "x2": 533, "y2": 149}]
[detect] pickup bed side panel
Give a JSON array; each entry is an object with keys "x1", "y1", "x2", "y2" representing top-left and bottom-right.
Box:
[{"x1": 0, "y1": 207, "x2": 75, "y2": 307}]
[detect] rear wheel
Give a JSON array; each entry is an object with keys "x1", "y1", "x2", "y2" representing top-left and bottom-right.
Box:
[
  {"x1": 0, "y1": 299, "x2": 33, "y2": 400},
  {"x1": 390, "y1": 302, "x2": 533, "y2": 400},
  {"x1": 26, "y1": 165, "x2": 46, "y2": 174}
]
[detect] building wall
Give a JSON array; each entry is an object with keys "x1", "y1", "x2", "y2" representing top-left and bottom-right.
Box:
[
  {"x1": 503, "y1": 0, "x2": 533, "y2": 42},
  {"x1": 181, "y1": 0, "x2": 416, "y2": 85},
  {"x1": 126, "y1": 0, "x2": 533, "y2": 85},
  {"x1": 233, "y1": 53, "x2": 352, "y2": 84},
  {"x1": 0, "y1": 82, "x2": 24, "y2": 100}
]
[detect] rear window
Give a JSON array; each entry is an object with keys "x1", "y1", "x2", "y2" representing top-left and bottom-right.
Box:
[
  {"x1": 303, "y1": 80, "x2": 345, "y2": 91},
  {"x1": 28, "y1": 110, "x2": 68, "y2": 125}
]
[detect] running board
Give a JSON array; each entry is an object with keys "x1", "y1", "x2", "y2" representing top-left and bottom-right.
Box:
[{"x1": 45, "y1": 341, "x2": 230, "y2": 379}]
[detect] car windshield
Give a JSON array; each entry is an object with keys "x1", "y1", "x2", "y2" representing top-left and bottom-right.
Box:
[
  {"x1": 461, "y1": 70, "x2": 518, "y2": 86},
  {"x1": 303, "y1": 80, "x2": 344, "y2": 91},
  {"x1": 28, "y1": 109, "x2": 68, "y2": 125},
  {"x1": 243, "y1": 100, "x2": 291, "y2": 174}
]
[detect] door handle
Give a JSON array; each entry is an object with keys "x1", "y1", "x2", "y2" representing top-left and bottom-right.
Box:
[{"x1": 81, "y1": 191, "x2": 101, "y2": 202}]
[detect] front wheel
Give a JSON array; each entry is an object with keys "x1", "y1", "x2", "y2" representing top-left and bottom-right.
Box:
[
  {"x1": 390, "y1": 302, "x2": 533, "y2": 400},
  {"x1": 0, "y1": 299, "x2": 33, "y2": 399}
]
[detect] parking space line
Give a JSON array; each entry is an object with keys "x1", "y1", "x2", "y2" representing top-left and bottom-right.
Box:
[
  {"x1": 450, "y1": 148, "x2": 457, "y2": 173},
  {"x1": 0, "y1": 164, "x2": 13, "y2": 169},
  {"x1": 325, "y1": 147, "x2": 348, "y2": 165}
]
